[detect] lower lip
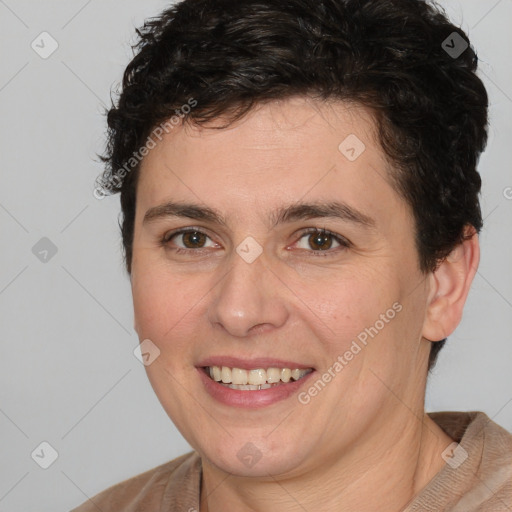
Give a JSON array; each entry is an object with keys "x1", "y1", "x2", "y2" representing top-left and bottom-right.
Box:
[{"x1": 197, "y1": 368, "x2": 315, "y2": 409}]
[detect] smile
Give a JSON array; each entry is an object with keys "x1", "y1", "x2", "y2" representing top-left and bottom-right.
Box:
[{"x1": 204, "y1": 366, "x2": 313, "y2": 390}]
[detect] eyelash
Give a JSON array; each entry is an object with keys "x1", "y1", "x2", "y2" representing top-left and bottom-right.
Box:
[{"x1": 161, "y1": 227, "x2": 351, "y2": 257}]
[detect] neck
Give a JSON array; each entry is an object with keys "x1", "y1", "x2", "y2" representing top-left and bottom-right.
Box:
[{"x1": 199, "y1": 413, "x2": 452, "y2": 512}]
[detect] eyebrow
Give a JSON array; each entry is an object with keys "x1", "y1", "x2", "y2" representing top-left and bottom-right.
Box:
[{"x1": 142, "y1": 200, "x2": 376, "y2": 229}]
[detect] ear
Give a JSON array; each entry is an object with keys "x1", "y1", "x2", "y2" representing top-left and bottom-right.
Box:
[{"x1": 422, "y1": 226, "x2": 480, "y2": 342}]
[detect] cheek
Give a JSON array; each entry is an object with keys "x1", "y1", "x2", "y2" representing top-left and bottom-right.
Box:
[
  {"x1": 286, "y1": 264, "x2": 400, "y2": 355},
  {"x1": 131, "y1": 265, "x2": 204, "y2": 344}
]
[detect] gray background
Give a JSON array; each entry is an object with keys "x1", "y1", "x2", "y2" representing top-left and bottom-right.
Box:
[{"x1": 0, "y1": 0, "x2": 511, "y2": 510}]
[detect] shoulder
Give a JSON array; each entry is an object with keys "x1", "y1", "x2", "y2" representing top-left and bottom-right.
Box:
[
  {"x1": 418, "y1": 411, "x2": 512, "y2": 511},
  {"x1": 70, "y1": 451, "x2": 200, "y2": 512},
  {"x1": 469, "y1": 412, "x2": 512, "y2": 509}
]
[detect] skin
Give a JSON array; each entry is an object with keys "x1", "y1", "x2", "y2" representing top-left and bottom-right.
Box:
[{"x1": 130, "y1": 96, "x2": 479, "y2": 511}]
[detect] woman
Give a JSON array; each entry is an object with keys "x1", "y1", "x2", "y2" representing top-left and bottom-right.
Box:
[{"x1": 74, "y1": 0, "x2": 512, "y2": 510}]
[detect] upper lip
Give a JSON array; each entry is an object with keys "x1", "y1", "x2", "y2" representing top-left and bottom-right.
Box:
[{"x1": 197, "y1": 356, "x2": 314, "y2": 370}]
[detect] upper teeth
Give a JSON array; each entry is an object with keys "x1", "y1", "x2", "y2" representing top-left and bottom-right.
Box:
[{"x1": 208, "y1": 366, "x2": 312, "y2": 385}]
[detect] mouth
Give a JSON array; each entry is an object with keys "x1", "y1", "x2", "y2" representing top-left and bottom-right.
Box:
[
  {"x1": 197, "y1": 357, "x2": 316, "y2": 408},
  {"x1": 202, "y1": 365, "x2": 314, "y2": 390}
]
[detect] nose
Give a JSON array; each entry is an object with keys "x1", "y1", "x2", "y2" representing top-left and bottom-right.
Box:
[{"x1": 207, "y1": 248, "x2": 289, "y2": 338}]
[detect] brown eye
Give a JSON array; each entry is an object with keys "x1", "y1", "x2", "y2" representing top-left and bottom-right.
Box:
[
  {"x1": 308, "y1": 231, "x2": 334, "y2": 251},
  {"x1": 294, "y1": 228, "x2": 349, "y2": 255},
  {"x1": 181, "y1": 231, "x2": 207, "y2": 248},
  {"x1": 163, "y1": 229, "x2": 217, "y2": 251}
]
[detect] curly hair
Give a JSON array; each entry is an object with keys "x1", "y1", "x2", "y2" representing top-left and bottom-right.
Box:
[{"x1": 98, "y1": 0, "x2": 489, "y2": 371}]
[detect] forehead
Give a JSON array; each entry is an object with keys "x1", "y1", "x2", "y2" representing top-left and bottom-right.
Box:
[{"x1": 135, "y1": 97, "x2": 409, "y2": 230}]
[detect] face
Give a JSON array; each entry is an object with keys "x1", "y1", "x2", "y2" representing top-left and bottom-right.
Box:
[{"x1": 130, "y1": 97, "x2": 432, "y2": 478}]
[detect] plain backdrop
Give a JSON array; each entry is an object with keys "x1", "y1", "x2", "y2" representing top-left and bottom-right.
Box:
[{"x1": 0, "y1": 0, "x2": 511, "y2": 510}]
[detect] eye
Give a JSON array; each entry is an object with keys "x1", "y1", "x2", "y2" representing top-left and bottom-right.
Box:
[
  {"x1": 162, "y1": 228, "x2": 218, "y2": 252},
  {"x1": 161, "y1": 227, "x2": 350, "y2": 256},
  {"x1": 294, "y1": 228, "x2": 350, "y2": 254}
]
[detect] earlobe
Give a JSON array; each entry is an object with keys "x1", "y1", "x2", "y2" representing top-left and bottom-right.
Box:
[{"x1": 422, "y1": 226, "x2": 480, "y2": 342}]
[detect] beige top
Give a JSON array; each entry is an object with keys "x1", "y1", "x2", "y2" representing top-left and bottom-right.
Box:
[{"x1": 71, "y1": 412, "x2": 512, "y2": 511}]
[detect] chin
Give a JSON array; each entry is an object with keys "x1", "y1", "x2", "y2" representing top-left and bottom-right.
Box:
[{"x1": 196, "y1": 431, "x2": 311, "y2": 478}]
